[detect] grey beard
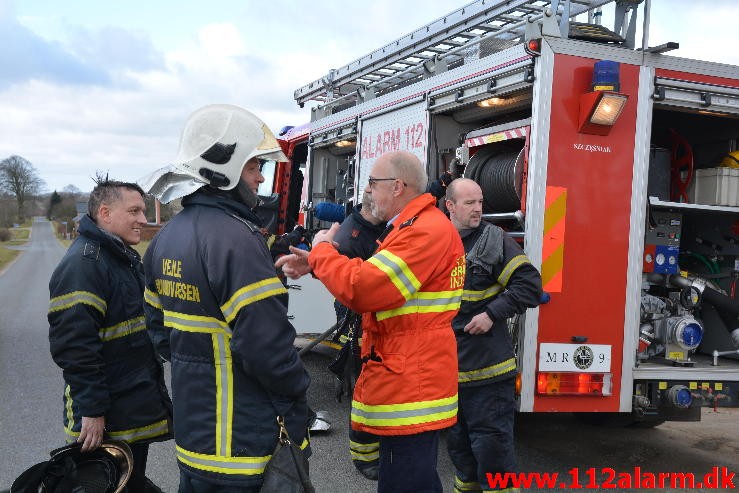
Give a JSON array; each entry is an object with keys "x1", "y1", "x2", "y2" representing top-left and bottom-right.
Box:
[{"x1": 233, "y1": 179, "x2": 260, "y2": 209}]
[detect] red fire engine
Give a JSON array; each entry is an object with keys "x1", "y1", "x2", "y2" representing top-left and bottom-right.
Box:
[{"x1": 268, "y1": 0, "x2": 739, "y2": 425}]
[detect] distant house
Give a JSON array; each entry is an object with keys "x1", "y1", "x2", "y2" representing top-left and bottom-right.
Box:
[{"x1": 72, "y1": 201, "x2": 88, "y2": 236}]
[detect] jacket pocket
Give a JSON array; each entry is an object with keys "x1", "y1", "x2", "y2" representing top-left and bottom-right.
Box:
[{"x1": 369, "y1": 352, "x2": 405, "y2": 374}]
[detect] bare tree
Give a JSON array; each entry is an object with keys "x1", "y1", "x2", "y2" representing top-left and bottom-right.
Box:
[
  {"x1": 0, "y1": 155, "x2": 45, "y2": 222},
  {"x1": 62, "y1": 184, "x2": 82, "y2": 196}
]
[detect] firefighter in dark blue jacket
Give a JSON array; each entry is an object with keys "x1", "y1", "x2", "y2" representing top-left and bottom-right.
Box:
[
  {"x1": 444, "y1": 178, "x2": 542, "y2": 493},
  {"x1": 48, "y1": 179, "x2": 173, "y2": 493},
  {"x1": 329, "y1": 192, "x2": 386, "y2": 480},
  {"x1": 139, "y1": 104, "x2": 311, "y2": 493}
]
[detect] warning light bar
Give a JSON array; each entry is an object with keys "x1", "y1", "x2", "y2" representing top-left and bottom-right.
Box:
[{"x1": 536, "y1": 372, "x2": 612, "y2": 396}]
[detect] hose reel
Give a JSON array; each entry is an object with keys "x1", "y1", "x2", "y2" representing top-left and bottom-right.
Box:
[{"x1": 463, "y1": 146, "x2": 525, "y2": 213}]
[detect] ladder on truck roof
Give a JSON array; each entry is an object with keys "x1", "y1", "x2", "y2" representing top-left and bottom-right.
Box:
[{"x1": 295, "y1": 0, "x2": 642, "y2": 109}]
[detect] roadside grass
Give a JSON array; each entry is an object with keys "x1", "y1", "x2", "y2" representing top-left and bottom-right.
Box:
[
  {"x1": 0, "y1": 225, "x2": 31, "y2": 272},
  {"x1": 11, "y1": 228, "x2": 30, "y2": 240},
  {"x1": 0, "y1": 246, "x2": 20, "y2": 271}
]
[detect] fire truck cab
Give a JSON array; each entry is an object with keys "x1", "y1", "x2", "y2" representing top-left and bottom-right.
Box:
[{"x1": 276, "y1": 0, "x2": 739, "y2": 425}]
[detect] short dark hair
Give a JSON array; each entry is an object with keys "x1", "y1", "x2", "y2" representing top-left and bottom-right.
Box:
[{"x1": 88, "y1": 175, "x2": 145, "y2": 221}]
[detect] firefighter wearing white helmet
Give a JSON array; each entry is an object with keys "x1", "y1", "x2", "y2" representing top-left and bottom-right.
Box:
[
  {"x1": 140, "y1": 103, "x2": 288, "y2": 204},
  {"x1": 139, "y1": 105, "x2": 312, "y2": 492}
]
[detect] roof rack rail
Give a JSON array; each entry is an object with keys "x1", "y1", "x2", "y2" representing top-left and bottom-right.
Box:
[{"x1": 295, "y1": 0, "x2": 644, "y2": 109}]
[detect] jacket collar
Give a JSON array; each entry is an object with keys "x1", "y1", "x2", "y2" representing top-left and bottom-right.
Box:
[
  {"x1": 182, "y1": 189, "x2": 264, "y2": 227},
  {"x1": 394, "y1": 193, "x2": 437, "y2": 225},
  {"x1": 77, "y1": 214, "x2": 141, "y2": 264}
]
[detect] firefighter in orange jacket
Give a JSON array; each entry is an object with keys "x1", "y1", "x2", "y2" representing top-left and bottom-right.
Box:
[{"x1": 277, "y1": 150, "x2": 465, "y2": 493}]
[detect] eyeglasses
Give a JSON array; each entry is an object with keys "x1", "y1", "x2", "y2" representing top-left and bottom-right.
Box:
[{"x1": 367, "y1": 177, "x2": 406, "y2": 189}]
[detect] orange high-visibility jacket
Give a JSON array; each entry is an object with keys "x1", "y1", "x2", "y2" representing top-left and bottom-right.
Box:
[{"x1": 309, "y1": 193, "x2": 465, "y2": 435}]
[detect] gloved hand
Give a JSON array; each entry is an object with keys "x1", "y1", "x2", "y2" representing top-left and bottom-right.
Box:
[
  {"x1": 428, "y1": 171, "x2": 454, "y2": 199},
  {"x1": 270, "y1": 226, "x2": 307, "y2": 258},
  {"x1": 284, "y1": 225, "x2": 306, "y2": 246}
]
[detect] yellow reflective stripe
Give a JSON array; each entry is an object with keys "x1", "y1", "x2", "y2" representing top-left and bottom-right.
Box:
[
  {"x1": 99, "y1": 316, "x2": 146, "y2": 342},
  {"x1": 497, "y1": 255, "x2": 530, "y2": 287},
  {"x1": 49, "y1": 291, "x2": 106, "y2": 316},
  {"x1": 176, "y1": 438, "x2": 308, "y2": 476},
  {"x1": 163, "y1": 310, "x2": 230, "y2": 334},
  {"x1": 177, "y1": 445, "x2": 270, "y2": 475},
  {"x1": 458, "y1": 358, "x2": 517, "y2": 383},
  {"x1": 213, "y1": 333, "x2": 234, "y2": 457},
  {"x1": 455, "y1": 474, "x2": 483, "y2": 492},
  {"x1": 349, "y1": 440, "x2": 379, "y2": 452},
  {"x1": 339, "y1": 334, "x2": 349, "y2": 344},
  {"x1": 144, "y1": 287, "x2": 162, "y2": 309},
  {"x1": 351, "y1": 395, "x2": 457, "y2": 427},
  {"x1": 64, "y1": 385, "x2": 76, "y2": 442},
  {"x1": 349, "y1": 439, "x2": 380, "y2": 461},
  {"x1": 351, "y1": 449, "x2": 380, "y2": 461},
  {"x1": 376, "y1": 289, "x2": 462, "y2": 321},
  {"x1": 367, "y1": 250, "x2": 421, "y2": 301},
  {"x1": 108, "y1": 419, "x2": 170, "y2": 443},
  {"x1": 462, "y1": 284, "x2": 503, "y2": 302},
  {"x1": 221, "y1": 277, "x2": 288, "y2": 323}
]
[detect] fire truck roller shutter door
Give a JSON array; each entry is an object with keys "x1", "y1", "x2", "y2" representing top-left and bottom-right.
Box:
[{"x1": 463, "y1": 146, "x2": 525, "y2": 213}]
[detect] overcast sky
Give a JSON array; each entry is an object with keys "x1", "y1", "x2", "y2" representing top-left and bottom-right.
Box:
[{"x1": 1, "y1": 0, "x2": 737, "y2": 193}]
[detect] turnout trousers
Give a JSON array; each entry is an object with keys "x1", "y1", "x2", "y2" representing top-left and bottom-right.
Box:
[
  {"x1": 378, "y1": 430, "x2": 443, "y2": 493},
  {"x1": 446, "y1": 378, "x2": 517, "y2": 493},
  {"x1": 178, "y1": 471, "x2": 260, "y2": 493}
]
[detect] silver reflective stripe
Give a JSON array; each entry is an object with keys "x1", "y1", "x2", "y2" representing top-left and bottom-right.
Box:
[
  {"x1": 49, "y1": 290, "x2": 107, "y2": 315},
  {"x1": 163, "y1": 311, "x2": 231, "y2": 334},
  {"x1": 498, "y1": 255, "x2": 530, "y2": 287},
  {"x1": 352, "y1": 400, "x2": 457, "y2": 421},
  {"x1": 99, "y1": 316, "x2": 146, "y2": 341},
  {"x1": 176, "y1": 447, "x2": 269, "y2": 475},
  {"x1": 349, "y1": 440, "x2": 379, "y2": 452},
  {"x1": 144, "y1": 287, "x2": 162, "y2": 309},
  {"x1": 368, "y1": 251, "x2": 420, "y2": 300},
  {"x1": 221, "y1": 278, "x2": 287, "y2": 323},
  {"x1": 351, "y1": 449, "x2": 380, "y2": 461},
  {"x1": 213, "y1": 333, "x2": 233, "y2": 457},
  {"x1": 459, "y1": 358, "x2": 517, "y2": 383},
  {"x1": 107, "y1": 419, "x2": 170, "y2": 443},
  {"x1": 376, "y1": 290, "x2": 462, "y2": 321},
  {"x1": 462, "y1": 284, "x2": 502, "y2": 302},
  {"x1": 176, "y1": 438, "x2": 309, "y2": 475}
]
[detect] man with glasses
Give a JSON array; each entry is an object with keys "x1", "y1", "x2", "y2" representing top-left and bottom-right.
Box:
[{"x1": 277, "y1": 150, "x2": 464, "y2": 493}]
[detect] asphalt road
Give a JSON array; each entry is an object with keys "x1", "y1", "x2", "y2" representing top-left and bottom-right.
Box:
[{"x1": 1, "y1": 218, "x2": 737, "y2": 492}]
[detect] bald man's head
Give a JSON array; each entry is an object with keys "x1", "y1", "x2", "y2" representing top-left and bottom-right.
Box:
[
  {"x1": 445, "y1": 178, "x2": 484, "y2": 231},
  {"x1": 381, "y1": 151, "x2": 428, "y2": 194}
]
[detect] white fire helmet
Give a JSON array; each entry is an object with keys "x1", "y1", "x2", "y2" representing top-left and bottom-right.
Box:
[{"x1": 139, "y1": 104, "x2": 287, "y2": 203}]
